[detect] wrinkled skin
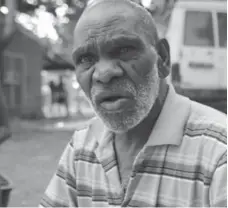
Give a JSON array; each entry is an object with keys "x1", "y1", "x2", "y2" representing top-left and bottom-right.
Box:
[{"x1": 72, "y1": 0, "x2": 169, "y2": 133}]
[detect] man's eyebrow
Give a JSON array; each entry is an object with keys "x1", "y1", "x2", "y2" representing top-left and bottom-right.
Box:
[
  {"x1": 72, "y1": 34, "x2": 144, "y2": 61},
  {"x1": 102, "y1": 35, "x2": 144, "y2": 49},
  {"x1": 72, "y1": 42, "x2": 97, "y2": 61}
]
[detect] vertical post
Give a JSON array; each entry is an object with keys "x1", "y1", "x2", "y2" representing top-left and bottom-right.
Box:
[
  {"x1": 0, "y1": 82, "x2": 9, "y2": 127},
  {"x1": 0, "y1": 188, "x2": 2, "y2": 207},
  {"x1": 3, "y1": 0, "x2": 16, "y2": 38}
]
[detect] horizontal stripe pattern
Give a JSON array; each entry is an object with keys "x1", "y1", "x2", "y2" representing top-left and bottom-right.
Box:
[
  {"x1": 74, "y1": 149, "x2": 100, "y2": 164},
  {"x1": 135, "y1": 159, "x2": 212, "y2": 185},
  {"x1": 39, "y1": 91, "x2": 227, "y2": 207},
  {"x1": 185, "y1": 127, "x2": 226, "y2": 145}
]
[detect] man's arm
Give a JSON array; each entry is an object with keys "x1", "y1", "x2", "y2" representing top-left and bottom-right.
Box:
[
  {"x1": 39, "y1": 139, "x2": 78, "y2": 207},
  {"x1": 209, "y1": 151, "x2": 227, "y2": 207}
]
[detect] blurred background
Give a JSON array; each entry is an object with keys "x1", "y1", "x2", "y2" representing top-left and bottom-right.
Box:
[{"x1": 0, "y1": 0, "x2": 226, "y2": 206}]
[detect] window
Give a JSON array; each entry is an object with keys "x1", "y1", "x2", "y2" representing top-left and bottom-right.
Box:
[
  {"x1": 3, "y1": 53, "x2": 25, "y2": 85},
  {"x1": 184, "y1": 11, "x2": 214, "y2": 47},
  {"x1": 3, "y1": 52, "x2": 25, "y2": 110},
  {"x1": 217, "y1": 12, "x2": 227, "y2": 47}
]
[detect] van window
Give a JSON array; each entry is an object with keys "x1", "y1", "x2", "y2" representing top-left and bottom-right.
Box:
[
  {"x1": 217, "y1": 12, "x2": 227, "y2": 47},
  {"x1": 184, "y1": 11, "x2": 214, "y2": 46}
]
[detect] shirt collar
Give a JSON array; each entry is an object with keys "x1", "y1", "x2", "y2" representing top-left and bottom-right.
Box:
[
  {"x1": 92, "y1": 84, "x2": 191, "y2": 149},
  {"x1": 145, "y1": 85, "x2": 191, "y2": 146}
]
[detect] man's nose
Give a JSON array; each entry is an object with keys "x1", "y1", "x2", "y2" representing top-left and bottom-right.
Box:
[{"x1": 93, "y1": 60, "x2": 124, "y2": 84}]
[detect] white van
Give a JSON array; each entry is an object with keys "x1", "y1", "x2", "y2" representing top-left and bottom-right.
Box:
[{"x1": 166, "y1": 0, "x2": 227, "y2": 90}]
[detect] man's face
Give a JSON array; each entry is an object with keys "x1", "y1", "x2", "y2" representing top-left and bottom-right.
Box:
[{"x1": 73, "y1": 4, "x2": 160, "y2": 132}]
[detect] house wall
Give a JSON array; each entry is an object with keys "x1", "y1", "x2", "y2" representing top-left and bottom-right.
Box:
[{"x1": 3, "y1": 29, "x2": 44, "y2": 118}]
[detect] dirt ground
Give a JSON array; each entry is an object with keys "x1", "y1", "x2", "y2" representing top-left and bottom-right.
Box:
[{"x1": 0, "y1": 130, "x2": 74, "y2": 207}]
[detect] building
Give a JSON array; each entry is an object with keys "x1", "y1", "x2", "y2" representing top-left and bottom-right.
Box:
[{"x1": 2, "y1": 23, "x2": 44, "y2": 118}]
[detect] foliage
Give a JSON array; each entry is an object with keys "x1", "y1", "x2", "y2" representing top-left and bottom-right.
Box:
[{"x1": 1, "y1": 0, "x2": 175, "y2": 64}]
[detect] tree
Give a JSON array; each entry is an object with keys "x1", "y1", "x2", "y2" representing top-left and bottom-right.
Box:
[
  {"x1": 15, "y1": 0, "x2": 87, "y2": 65},
  {"x1": 0, "y1": 0, "x2": 17, "y2": 83}
]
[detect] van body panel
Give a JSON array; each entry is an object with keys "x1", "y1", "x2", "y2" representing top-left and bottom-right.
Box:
[
  {"x1": 166, "y1": 0, "x2": 227, "y2": 90},
  {"x1": 180, "y1": 9, "x2": 218, "y2": 89},
  {"x1": 176, "y1": 0, "x2": 226, "y2": 11},
  {"x1": 215, "y1": 11, "x2": 227, "y2": 88}
]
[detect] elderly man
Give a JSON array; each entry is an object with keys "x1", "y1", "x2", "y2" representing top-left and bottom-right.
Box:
[{"x1": 40, "y1": 0, "x2": 227, "y2": 207}]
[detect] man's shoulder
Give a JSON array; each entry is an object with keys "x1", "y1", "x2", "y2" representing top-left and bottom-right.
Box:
[
  {"x1": 182, "y1": 100, "x2": 227, "y2": 167},
  {"x1": 190, "y1": 100, "x2": 226, "y2": 125},
  {"x1": 185, "y1": 100, "x2": 227, "y2": 149},
  {"x1": 188, "y1": 100, "x2": 226, "y2": 129},
  {"x1": 70, "y1": 117, "x2": 105, "y2": 150}
]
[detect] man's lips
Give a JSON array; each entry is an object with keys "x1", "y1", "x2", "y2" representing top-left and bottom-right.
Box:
[
  {"x1": 94, "y1": 91, "x2": 133, "y2": 110},
  {"x1": 95, "y1": 91, "x2": 132, "y2": 103}
]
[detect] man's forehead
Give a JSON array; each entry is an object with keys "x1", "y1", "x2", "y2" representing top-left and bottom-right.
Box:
[
  {"x1": 73, "y1": 0, "x2": 158, "y2": 49},
  {"x1": 75, "y1": 3, "x2": 135, "y2": 32},
  {"x1": 74, "y1": 9, "x2": 141, "y2": 47},
  {"x1": 73, "y1": 29, "x2": 142, "y2": 55},
  {"x1": 76, "y1": 14, "x2": 128, "y2": 34}
]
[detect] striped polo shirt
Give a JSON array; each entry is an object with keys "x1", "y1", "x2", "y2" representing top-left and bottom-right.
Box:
[{"x1": 40, "y1": 86, "x2": 227, "y2": 207}]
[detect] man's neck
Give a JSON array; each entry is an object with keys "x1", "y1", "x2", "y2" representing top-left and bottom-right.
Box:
[{"x1": 115, "y1": 81, "x2": 169, "y2": 150}]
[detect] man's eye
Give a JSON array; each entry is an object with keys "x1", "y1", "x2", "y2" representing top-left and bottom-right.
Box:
[
  {"x1": 111, "y1": 46, "x2": 136, "y2": 57},
  {"x1": 77, "y1": 54, "x2": 96, "y2": 65},
  {"x1": 118, "y1": 46, "x2": 135, "y2": 54}
]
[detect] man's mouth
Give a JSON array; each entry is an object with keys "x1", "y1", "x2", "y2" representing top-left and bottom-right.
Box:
[{"x1": 95, "y1": 93, "x2": 132, "y2": 111}]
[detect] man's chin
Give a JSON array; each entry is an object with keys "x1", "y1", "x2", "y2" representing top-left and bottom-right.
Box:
[{"x1": 93, "y1": 107, "x2": 142, "y2": 133}]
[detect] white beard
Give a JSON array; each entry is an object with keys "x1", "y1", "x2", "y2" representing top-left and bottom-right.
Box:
[{"x1": 89, "y1": 65, "x2": 160, "y2": 133}]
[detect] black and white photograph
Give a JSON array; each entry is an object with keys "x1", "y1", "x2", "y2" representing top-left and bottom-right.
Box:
[{"x1": 0, "y1": 0, "x2": 227, "y2": 207}]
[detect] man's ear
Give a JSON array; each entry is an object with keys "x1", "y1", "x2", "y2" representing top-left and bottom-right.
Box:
[{"x1": 156, "y1": 38, "x2": 171, "y2": 79}]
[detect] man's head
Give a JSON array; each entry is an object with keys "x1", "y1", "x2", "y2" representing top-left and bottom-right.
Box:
[{"x1": 72, "y1": 0, "x2": 170, "y2": 132}]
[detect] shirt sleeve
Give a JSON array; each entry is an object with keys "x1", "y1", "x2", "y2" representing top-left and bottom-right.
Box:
[
  {"x1": 209, "y1": 152, "x2": 227, "y2": 207},
  {"x1": 39, "y1": 139, "x2": 78, "y2": 207}
]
